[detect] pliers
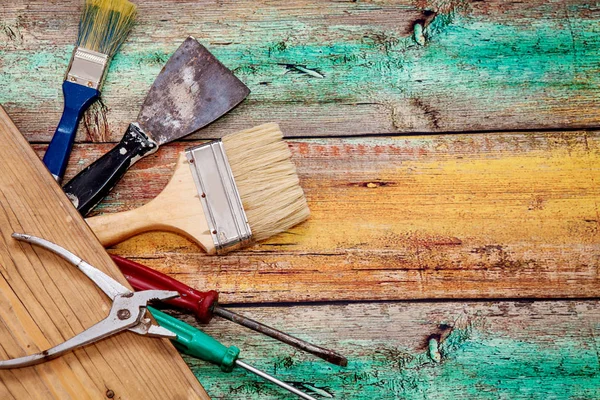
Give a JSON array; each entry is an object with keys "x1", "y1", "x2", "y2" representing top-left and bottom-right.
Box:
[
  {"x1": 4, "y1": 234, "x2": 321, "y2": 399},
  {"x1": 0, "y1": 233, "x2": 178, "y2": 369}
]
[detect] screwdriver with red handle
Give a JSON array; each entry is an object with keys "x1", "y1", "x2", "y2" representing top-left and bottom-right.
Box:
[{"x1": 110, "y1": 255, "x2": 348, "y2": 367}]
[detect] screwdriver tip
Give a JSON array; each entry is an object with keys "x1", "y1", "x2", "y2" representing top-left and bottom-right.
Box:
[{"x1": 330, "y1": 354, "x2": 348, "y2": 367}]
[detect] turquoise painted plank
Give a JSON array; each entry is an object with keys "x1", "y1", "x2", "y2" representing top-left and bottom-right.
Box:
[
  {"x1": 1, "y1": 1, "x2": 599, "y2": 139},
  {"x1": 186, "y1": 329, "x2": 600, "y2": 399},
  {"x1": 165, "y1": 301, "x2": 600, "y2": 399}
]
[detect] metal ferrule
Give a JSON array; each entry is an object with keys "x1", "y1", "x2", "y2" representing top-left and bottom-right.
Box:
[
  {"x1": 65, "y1": 47, "x2": 109, "y2": 89},
  {"x1": 185, "y1": 141, "x2": 252, "y2": 254}
]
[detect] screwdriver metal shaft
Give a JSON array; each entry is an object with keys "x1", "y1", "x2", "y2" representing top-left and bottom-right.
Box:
[
  {"x1": 214, "y1": 306, "x2": 347, "y2": 366},
  {"x1": 235, "y1": 360, "x2": 316, "y2": 400},
  {"x1": 148, "y1": 307, "x2": 318, "y2": 400}
]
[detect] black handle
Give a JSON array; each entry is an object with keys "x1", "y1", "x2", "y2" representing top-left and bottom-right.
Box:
[{"x1": 63, "y1": 123, "x2": 158, "y2": 216}]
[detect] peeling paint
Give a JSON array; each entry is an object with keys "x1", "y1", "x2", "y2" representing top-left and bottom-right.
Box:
[
  {"x1": 186, "y1": 323, "x2": 600, "y2": 399},
  {"x1": 428, "y1": 337, "x2": 441, "y2": 362},
  {"x1": 413, "y1": 23, "x2": 426, "y2": 46},
  {"x1": 2, "y1": 5, "x2": 599, "y2": 133}
]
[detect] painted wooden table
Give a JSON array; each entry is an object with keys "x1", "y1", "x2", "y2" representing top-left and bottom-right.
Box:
[{"x1": 2, "y1": 0, "x2": 600, "y2": 398}]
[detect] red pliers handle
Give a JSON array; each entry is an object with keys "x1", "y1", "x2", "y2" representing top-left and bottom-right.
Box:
[
  {"x1": 111, "y1": 255, "x2": 218, "y2": 323},
  {"x1": 111, "y1": 254, "x2": 348, "y2": 366}
]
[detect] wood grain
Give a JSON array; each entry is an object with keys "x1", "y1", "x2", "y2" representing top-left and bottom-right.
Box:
[
  {"x1": 2, "y1": 0, "x2": 600, "y2": 140},
  {"x1": 86, "y1": 153, "x2": 215, "y2": 252},
  {"x1": 32, "y1": 129, "x2": 600, "y2": 303},
  {"x1": 5, "y1": 1, "x2": 600, "y2": 398},
  {"x1": 0, "y1": 106, "x2": 209, "y2": 399},
  {"x1": 169, "y1": 300, "x2": 600, "y2": 399}
]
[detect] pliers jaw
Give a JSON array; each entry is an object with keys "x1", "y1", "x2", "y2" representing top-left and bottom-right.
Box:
[
  {"x1": 108, "y1": 289, "x2": 180, "y2": 338},
  {"x1": 128, "y1": 316, "x2": 178, "y2": 338},
  {"x1": 0, "y1": 234, "x2": 180, "y2": 369}
]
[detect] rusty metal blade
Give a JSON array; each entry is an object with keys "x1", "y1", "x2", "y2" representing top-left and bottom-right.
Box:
[{"x1": 137, "y1": 37, "x2": 250, "y2": 145}]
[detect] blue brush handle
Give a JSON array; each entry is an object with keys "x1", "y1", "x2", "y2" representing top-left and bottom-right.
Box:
[{"x1": 43, "y1": 81, "x2": 99, "y2": 181}]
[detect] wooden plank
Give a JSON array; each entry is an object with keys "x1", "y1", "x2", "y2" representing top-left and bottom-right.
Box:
[
  {"x1": 2, "y1": 0, "x2": 600, "y2": 140},
  {"x1": 33, "y1": 129, "x2": 600, "y2": 303},
  {"x1": 0, "y1": 106, "x2": 209, "y2": 399},
  {"x1": 168, "y1": 300, "x2": 600, "y2": 399}
]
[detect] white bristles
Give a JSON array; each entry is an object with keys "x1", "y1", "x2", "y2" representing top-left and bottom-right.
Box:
[{"x1": 221, "y1": 123, "x2": 310, "y2": 242}]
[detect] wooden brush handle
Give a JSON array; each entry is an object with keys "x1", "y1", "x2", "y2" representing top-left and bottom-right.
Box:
[
  {"x1": 85, "y1": 153, "x2": 216, "y2": 253},
  {"x1": 85, "y1": 205, "x2": 154, "y2": 247}
]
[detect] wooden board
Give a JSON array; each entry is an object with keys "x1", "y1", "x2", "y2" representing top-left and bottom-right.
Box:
[
  {"x1": 0, "y1": 106, "x2": 209, "y2": 399},
  {"x1": 1, "y1": 0, "x2": 600, "y2": 140},
  {"x1": 39, "y1": 129, "x2": 600, "y2": 303},
  {"x1": 175, "y1": 300, "x2": 600, "y2": 399}
]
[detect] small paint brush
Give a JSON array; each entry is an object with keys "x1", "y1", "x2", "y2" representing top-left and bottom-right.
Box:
[
  {"x1": 85, "y1": 123, "x2": 310, "y2": 254},
  {"x1": 43, "y1": 0, "x2": 137, "y2": 182}
]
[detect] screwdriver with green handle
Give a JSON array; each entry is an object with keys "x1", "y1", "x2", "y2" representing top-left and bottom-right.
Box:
[
  {"x1": 112, "y1": 254, "x2": 347, "y2": 367},
  {"x1": 148, "y1": 307, "x2": 318, "y2": 400}
]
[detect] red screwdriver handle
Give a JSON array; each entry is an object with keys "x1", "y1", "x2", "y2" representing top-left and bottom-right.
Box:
[{"x1": 110, "y1": 255, "x2": 218, "y2": 323}]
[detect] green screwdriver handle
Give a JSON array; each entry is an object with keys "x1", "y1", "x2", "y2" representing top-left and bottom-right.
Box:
[
  {"x1": 148, "y1": 307, "x2": 240, "y2": 372},
  {"x1": 148, "y1": 307, "x2": 319, "y2": 400}
]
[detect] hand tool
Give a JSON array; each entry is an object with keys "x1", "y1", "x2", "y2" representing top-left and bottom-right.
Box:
[
  {"x1": 43, "y1": 0, "x2": 137, "y2": 182},
  {"x1": 63, "y1": 36, "x2": 250, "y2": 215},
  {"x1": 85, "y1": 123, "x2": 310, "y2": 253},
  {"x1": 0, "y1": 233, "x2": 178, "y2": 369},
  {"x1": 149, "y1": 307, "x2": 318, "y2": 400},
  {"x1": 111, "y1": 254, "x2": 348, "y2": 366}
]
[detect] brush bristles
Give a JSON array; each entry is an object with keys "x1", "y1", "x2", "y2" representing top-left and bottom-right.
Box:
[
  {"x1": 222, "y1": 123, "x2": 310, "y2": 242},
  {"x1": 77, "y1": 0, "x2": 137, "y2": 56}
]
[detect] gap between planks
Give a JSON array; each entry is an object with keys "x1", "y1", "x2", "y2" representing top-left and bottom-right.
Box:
[{"x1": 23, "y1": 125, "x2": 600, "y2": 145}]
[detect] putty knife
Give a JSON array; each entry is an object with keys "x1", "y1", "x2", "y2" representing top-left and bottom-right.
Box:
[{"x1": 63, "y1": 36, "x2": 250, "y2": 215}]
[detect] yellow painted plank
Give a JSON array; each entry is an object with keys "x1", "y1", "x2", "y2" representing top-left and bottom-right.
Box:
[{"x1": 39, "y1": 130, "x2": 600, "y2": 303}]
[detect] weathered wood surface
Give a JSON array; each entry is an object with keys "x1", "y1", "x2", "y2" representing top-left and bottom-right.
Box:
[
  {"x1": 2, "y1": 0, "x2": 600, "y2": 140},
  {"x1": 6, "y1": 0, "x2": 600, "y2": 398},
  {"x1": 165, "y1": 300, "x2": 600, "y2": 399},
  {"x1": 31, "y1": 129, "x2": 600, "y2": 303},
  {"x1": 0, "y1": 107, "x2": 209, "y2": 399}
]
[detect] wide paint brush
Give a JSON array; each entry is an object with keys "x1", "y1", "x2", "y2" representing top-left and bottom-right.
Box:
[
  {"x1": 43, "y1": 0, "x2": 137, "y2": 182},
  {"x1": 86, "y1": 123, "x2": 310, "y2": 254},
  {"x1": 63, "y1": 37, "x2": 250, "y2": 215}
]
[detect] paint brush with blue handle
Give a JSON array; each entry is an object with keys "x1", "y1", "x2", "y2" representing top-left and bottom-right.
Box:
[{"x1": 43, "y1": 0, "x2": 137, "y2": 182}]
